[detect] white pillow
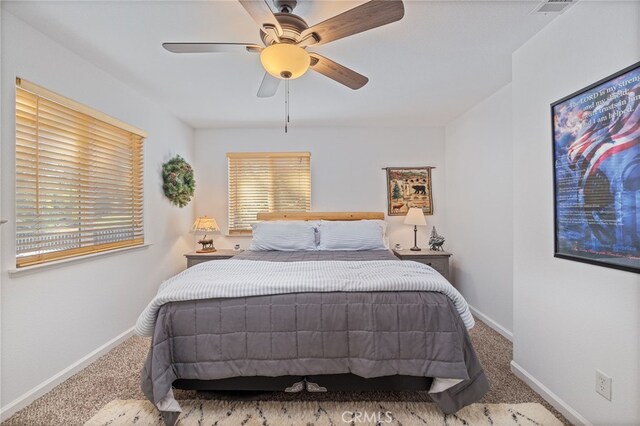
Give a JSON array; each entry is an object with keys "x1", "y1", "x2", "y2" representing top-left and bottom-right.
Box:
[
  {"x1": 317, "y1": 220, "x2": 388, "y2": 251},
  {"x1": 250, "y1": 221, "x2": 317, "y2": 251}
]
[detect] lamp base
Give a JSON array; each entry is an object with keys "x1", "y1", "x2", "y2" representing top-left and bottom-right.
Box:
[
  {"x1": 197, "y1": 235, "x2": 216, "y2": 253},
  {"x1": 409, "y1": 225, "x2": 421, "y2": 251},
  {"x1": 197, "y1": 247, "x2": 217, "y2": 253}
]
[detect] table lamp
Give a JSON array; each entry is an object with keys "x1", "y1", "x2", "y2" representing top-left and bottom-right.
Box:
[
  {"x1": 191, "y1": 216, "x2": 220, "y2": 253},
  {"x1": 404, "y1": 208, "x2": 427, "y2": 251}
]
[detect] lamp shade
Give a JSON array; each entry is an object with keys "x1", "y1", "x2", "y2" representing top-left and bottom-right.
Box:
[
  {"x1": 404, "y1": 208, "x2": 427, "y2": 226},
  {"x1": 260, "y1": 43, "x2": 310, "y2": 79},
  {"x1": 191, "y1": 216, "x2": 220, "y2": 234}
]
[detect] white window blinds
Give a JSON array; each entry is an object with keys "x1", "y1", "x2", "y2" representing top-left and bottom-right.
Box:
[
  {"x1": 15, "y1": 78, "x2": 146, "y2": 267},
  {"x1": 227, "y1": 152, "x2": 311, "y2": 235}
]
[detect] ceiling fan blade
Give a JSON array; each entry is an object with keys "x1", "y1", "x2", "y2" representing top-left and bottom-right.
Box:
[
  {"x1": 163, "y1": 43, "x2": 262, "y2": 53},
  {"x1": 299, "y1": 0, "x2": 404, "y2": 47},
  {"x1": 257, "y1": 72, "x2": 281, "y2": 97},
  {"x1": 238, "y1": 0, "x2": 283, "y2": 42},
  {"x1": 309, "y1": 53, "x2": 369, "y2": 90}
]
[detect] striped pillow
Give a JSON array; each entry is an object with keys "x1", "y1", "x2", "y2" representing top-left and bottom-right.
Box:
[
  {"x1": 317, "y1": 220, "x2": 387, "y2": 251},
  {"x1": 250, "y1": 221, "x2": 317, "y2": 251}
]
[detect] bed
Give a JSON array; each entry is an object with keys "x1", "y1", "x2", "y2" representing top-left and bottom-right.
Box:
[{"x1": 137, "y1": 212, "x2": 488, "y2": 425}]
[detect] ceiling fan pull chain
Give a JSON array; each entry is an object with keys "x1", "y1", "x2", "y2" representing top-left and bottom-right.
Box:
[
  {"x1": 287, "y1": 80, "x2": 291, "y2": 123},
  {"x1": 284, "y1": 79, "x2": 289, "y2": 133}
]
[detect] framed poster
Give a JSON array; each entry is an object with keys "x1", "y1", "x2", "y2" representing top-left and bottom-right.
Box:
[
  {"x1": 552, "y1": 61, "x2": 640, "y2": 273},
  {"x1": 385, "y1": 167, "x2": 433, "y2": 216}
]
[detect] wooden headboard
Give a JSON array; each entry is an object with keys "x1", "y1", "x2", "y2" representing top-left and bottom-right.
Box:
[{"x1": 256, "y1": 212, "x2": 385, "y2": 221}]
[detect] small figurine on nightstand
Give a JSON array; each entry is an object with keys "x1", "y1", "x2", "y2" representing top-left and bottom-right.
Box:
[{"x1": 429, "y1": 226, "x2": 445, "y2": 251}]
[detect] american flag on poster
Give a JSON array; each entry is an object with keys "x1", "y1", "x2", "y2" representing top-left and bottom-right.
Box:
[{"x1": 553, "y1": 63, "x2": 640, "y2": 271}]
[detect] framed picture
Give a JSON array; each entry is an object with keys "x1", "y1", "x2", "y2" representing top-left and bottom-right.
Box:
[
  {"x1": 551, "y1": 61, "x2": 640, "y2": 273},
  {"x1": 385, "y1": 167, "x2": 433, "y2": 216}
]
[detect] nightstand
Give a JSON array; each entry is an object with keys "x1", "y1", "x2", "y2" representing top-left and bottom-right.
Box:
[
  {"x1": 392, "y1": 249, "x2": 452, "y2": 281},
  {"x1": 184, "y1": 250, "x2": 243, "y2": 268}
]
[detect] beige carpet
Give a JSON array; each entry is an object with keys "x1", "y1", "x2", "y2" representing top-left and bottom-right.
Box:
[
  {"x1": 2, "y1": 318, "x2": 570, "y2": 425},
  {"x1": 86, "y1": 400, "x2": 563, "y2": 426}
]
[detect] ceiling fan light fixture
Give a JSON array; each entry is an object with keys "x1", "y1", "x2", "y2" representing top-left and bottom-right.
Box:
[{"x1": 260, "y1": 43, "x2": 310, "y2": 80}]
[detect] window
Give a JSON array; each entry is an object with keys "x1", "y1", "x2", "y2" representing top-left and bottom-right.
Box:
[
  {"x1": 227, "y1": 152, "x2": 311, "y2": 235},
  {"x1": 15, "y1": 78, "x2": 146, "y2": 267}
]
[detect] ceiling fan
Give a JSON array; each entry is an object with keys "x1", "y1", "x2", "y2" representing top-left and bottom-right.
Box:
[{"x1": 163, "y1": 0, "x2": 405, "y2": 98}]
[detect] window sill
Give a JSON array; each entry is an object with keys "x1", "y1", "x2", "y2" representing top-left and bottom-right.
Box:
[{"x1": 8, "y1": 243, "x2": 152, "y2": 277}]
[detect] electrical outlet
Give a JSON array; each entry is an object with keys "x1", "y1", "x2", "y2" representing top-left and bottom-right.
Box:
[{"x1": 596, "y1": 370, "x2": 612, "y2": 401}]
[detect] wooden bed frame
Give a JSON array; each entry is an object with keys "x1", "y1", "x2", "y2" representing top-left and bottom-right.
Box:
[
  {"x1": 174, "y1": 211, "x2": 432, "y2": 396},
  {"x1": 256, "y1": 211, "x2": 385, "y2": 221}
]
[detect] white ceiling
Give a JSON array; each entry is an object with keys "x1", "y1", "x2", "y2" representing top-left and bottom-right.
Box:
[{"x1": 3, "y1": 1, "x2": 557, "y2": 128}]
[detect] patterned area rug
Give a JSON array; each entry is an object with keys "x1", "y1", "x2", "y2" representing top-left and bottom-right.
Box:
[{"x1": 85, "y1": 400, "x2": 563, "y2": 425}]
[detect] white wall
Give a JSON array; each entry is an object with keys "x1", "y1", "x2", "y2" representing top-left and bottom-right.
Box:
[
  {"x1": 0, "y1": 0, "x2": 4, "y2": 410},
  {"x1": 0, "y1": 12, "x2": 195, "y2": 411},
  {"x1": 511, "y1": 2, "x2": 640, "y2": 425},
  {"x1": 445, "y1": 84, "x2": 513, "y2": 337},
  {"x1": 194, "y1": 127, "x2": 447, "y2": 251}
]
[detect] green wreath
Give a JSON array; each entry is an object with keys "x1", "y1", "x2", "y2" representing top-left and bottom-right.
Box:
[{"x1": 162, "y1": 155, "x2": 195, "y2": 207}]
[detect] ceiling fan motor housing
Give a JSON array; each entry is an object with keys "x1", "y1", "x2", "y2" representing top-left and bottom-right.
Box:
[{"x1": 261, "y1": 12, "x2": 308, "y2": 45}]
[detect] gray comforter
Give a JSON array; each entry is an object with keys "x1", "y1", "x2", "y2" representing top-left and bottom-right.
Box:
[{"x1": 141, "y1": 250, "x2": 488, "y2": 425}]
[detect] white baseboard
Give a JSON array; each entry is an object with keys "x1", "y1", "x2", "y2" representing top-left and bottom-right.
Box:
[
  {"x1": 511, "y1": 360, "x2": 591, "y2": 426},
  {"x1": 0, "y1": 326, "x2": 135, "y2": 422},
  {"x1": 468, "y1": 305, "x2": 513, "y2": 342}
]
